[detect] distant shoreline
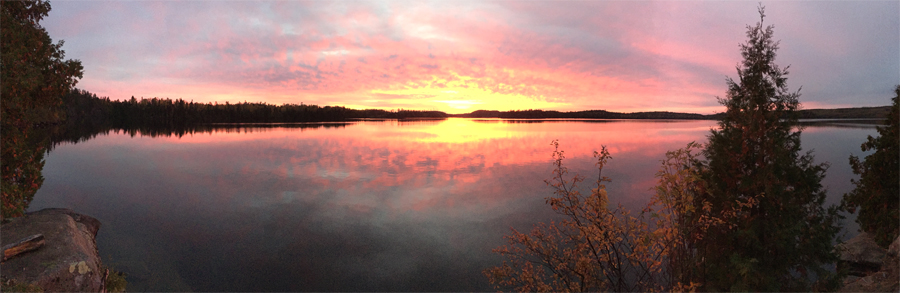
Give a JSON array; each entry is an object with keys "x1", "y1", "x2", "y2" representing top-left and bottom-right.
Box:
[
  {"x1": 59, "y1": 89, "x2": 892, "y2": 126},
  {"x1": 446, "y1": 106, "x2": 891, "y2": 120}
]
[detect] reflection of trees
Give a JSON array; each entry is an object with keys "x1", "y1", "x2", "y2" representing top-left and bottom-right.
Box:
[
  {"x1": 797, "y1": 119, "x2": 884, "y2": 129},
  {"x1": 473, "y1": 118, "x2": 888, "y2": 128},
  {"x1": 1, "y1": 131, "x2": 51, "y2": 218},
  {"x1": 46, "y1": 123, "x2": 352, "y2": 151},
  {"x1": 45, "y1": 88, "x2": 449, "y2": 150},
  {"x1": 47, "y1": 87, "x2": 459, "y2": 150}
]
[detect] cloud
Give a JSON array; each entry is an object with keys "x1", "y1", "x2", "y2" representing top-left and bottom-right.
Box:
[{"x1": 44, "y1": 1, "x2": 899, "y2": 114}]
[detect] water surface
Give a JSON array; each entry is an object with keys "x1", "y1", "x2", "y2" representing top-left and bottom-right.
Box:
[{"x1": 30, "y1": 118, "x2": 876, "y2": 291}]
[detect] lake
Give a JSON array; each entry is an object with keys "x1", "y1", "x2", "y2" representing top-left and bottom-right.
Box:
[{"x1": 29, "y1": 118, "x2": 878, "y2": 291}]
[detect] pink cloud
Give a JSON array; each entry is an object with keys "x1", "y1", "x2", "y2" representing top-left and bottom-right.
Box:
[{"x1": 43, "y1": 1, "x2": 899, "y2": 113}]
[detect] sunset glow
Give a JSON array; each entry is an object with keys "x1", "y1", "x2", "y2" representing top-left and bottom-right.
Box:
[
  {"x1": 43, "y1": 1, "x2": 898, "y2": 114},
  {"x1": 33, "y1": 116, "x2": 878, "y2": 291}
]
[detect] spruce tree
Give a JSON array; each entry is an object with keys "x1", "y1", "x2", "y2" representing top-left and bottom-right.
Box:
[{"x1": 696, "y1": 6, "x2": 841, "y2": 291}]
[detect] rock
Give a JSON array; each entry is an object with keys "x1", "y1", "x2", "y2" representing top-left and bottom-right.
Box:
[
  {"x1": 1, "y1": 208, "x2": 105, "y2": 292},
  {"x1": 837, "y1": 232, "x2": 887, "y2": 276},
  {"x1": 888, "y1": 235, "x2": 900, "y2": 257},
  {"x1": 840, "y1": 254, "x2": 900, "y2": 292},
  {"x1": 838, "y1": 232, "x2": 900, "y2": 292},
  {"x1": 840, "y1": 271, "x2": 899, "y2": 292}
]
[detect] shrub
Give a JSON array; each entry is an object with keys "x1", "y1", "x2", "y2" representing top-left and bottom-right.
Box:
[{"x1": 485, "y1": 141, "x2": 668, "y2": 292}]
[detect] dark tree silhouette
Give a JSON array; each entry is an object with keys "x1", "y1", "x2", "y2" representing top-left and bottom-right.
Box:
[
  {"x1": 843, "y1": 86, "x2": 900, "y2": 247},
  {"x1": 1, "y1": 0, "x2": 83, "y2": 218},
  {"x1": 695, "y1": 6, "x2": 840, "y2": 291}
]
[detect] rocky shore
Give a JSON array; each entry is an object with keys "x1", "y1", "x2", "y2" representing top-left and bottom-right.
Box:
[
  {"x1": 1, "y1": 208, "x2": 107, "y2": 292},
  {"x1": 837, "y1": 232, "x2": 900, "y2": 292}
]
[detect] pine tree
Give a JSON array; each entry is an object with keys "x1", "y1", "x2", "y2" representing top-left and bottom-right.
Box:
[{"x1": 695, "y1": 6, "x2": 841, "y2": 291}]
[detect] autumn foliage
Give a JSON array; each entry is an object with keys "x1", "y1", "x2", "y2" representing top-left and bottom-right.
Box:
[
  {"x1": 485, "y1": 140, "x2": 669, "y2": 292},
  {"x1": 487, "y1": 6, "x2": 843, "y2": 292},
  {"x1": 1, "y1": 0, "x2": 83, "y2": 218},
  {"x1": 485, "y1": 140, "x2": 721, "y2": 292},
  {"x1": 484, "y1": 140, "x2": 757, "y2": 292}
]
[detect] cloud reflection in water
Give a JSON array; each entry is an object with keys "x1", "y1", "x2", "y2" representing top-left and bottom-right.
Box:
[{"x1": 31, "y1": 118, "x2": 871, "y2": 291}]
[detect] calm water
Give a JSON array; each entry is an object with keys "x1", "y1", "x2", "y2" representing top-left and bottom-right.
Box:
[{"x1": 30, "y1": 118, "x2": 877, "y2": 291}]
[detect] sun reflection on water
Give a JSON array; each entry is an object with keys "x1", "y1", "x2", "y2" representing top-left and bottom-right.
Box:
[{"x1": 30, "y1": 119, "x2": 874, "y2": 291}]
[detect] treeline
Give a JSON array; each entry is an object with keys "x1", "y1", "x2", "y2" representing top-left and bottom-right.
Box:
[
  {"x1": 456, "y1": 107, "x2": 892, "y2": 120},
  {"x1": 61, "y1": 89, "x2": 890, "y2": 130},
  {"x1": 796, "y1": 106, "x2": 892, "y2": 119},
  {"x1": 60, "y1": 88, "x2": 447, "y2": 129},
  {"x1": 452, "y1": 109, "x2": 707, "y2": 119},
  {"x1": 704, "y1": 106, "x2": 892, "y2": 120}
]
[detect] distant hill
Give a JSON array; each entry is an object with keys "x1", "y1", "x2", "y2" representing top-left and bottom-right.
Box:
[
  {"x1": 453, "y1": 106, "x2": 892, "y2": 120},
  {"x1": 705, "y1": 106, "x2": 891, "y2": 120},
  {"x1": 795, "y1": 106, "x2": 892, "y2": 119},
  {"x1": 451, "y1": 109, "x2": 705, "y2": 119}
]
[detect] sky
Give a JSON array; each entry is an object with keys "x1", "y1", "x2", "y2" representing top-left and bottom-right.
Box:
[{"x1": 42, "y1": 0, "x2": 899, "y2": 114}]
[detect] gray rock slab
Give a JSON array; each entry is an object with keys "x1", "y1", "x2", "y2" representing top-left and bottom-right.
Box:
[
  {"x1": 888, "y1": 235, "x2": 899, "y2": 257},
  {"x1": 1, "y1": 208, "x2": 104, "y2": 292},
  {"x1": 837, "y1": 232, "x2": 888, "y2": 277}
]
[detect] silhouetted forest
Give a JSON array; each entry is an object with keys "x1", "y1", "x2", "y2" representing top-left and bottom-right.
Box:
[
  {"x1": 61, "y1": 89, "x2": 447, "y2": 128},
  {"x1": 796, "y1": 106, "x2": 892, "y2": 119},
  {"x1": 456, "y1": 108, "x2": 891, "y2": 120},
  {"x1": 61, "y1": 89, "x2": 889, "y2": 132},
  {"x1": 35, "y1": 89, "x2": 448, "y2": 151},
  {"x1": 49, "y1": 88, "x2": 892, "y2": 149},
  {"x1": 703, "y1": 106, "x2": 892, "y2": 120}
]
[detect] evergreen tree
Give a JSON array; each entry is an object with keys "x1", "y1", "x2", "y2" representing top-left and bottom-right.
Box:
[
  {"x1": 696, "y1": 6, "x2": 840, "y2": 291},
  {"x1": 1, "y1": 0, "x2": 83, "y2": 218},
  {"x1": 842, "y1": 86, "x2": 900, "y2": 247}
]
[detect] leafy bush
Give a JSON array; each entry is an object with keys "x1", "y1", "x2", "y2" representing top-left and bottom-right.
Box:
[
  {"x1": 485, "y1": 141, "x2": 706, "y2": 292},
  {"x1": 104, "y1": 267, "x2": 128, "y2": 293},
  {"x1": 485, "y1": 141, "x2": 661, "y2": 291}
]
